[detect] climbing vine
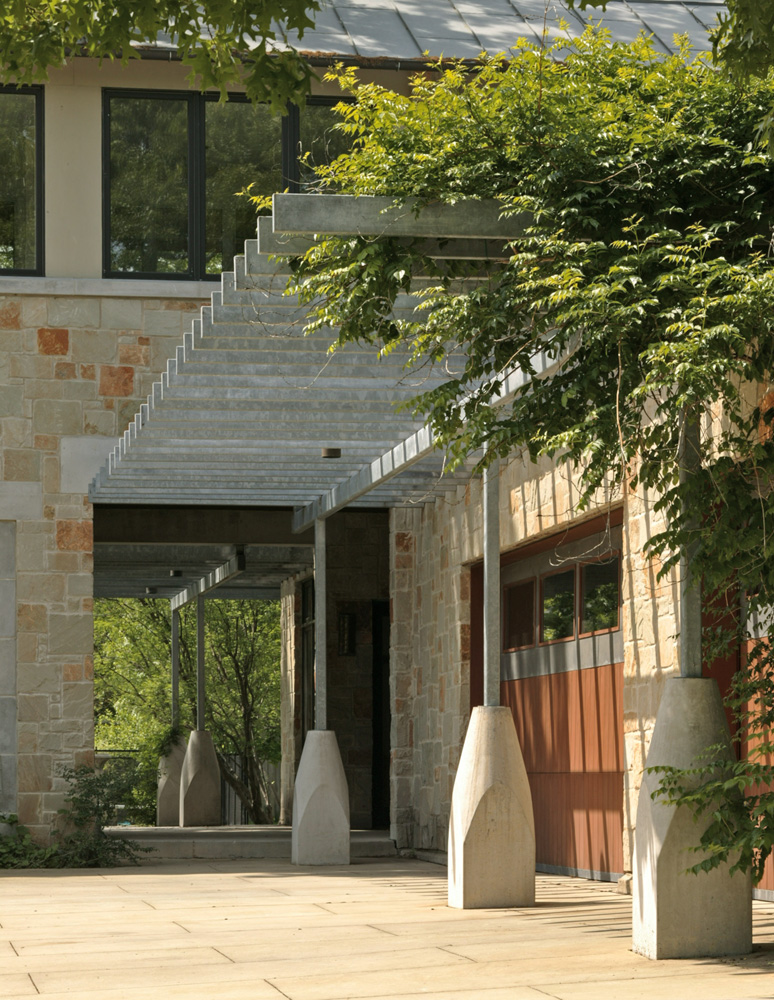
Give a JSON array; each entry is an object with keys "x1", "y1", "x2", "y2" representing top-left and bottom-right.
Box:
[{"x1": 287, "y1": 29, "x2": 774, "y2": 879}]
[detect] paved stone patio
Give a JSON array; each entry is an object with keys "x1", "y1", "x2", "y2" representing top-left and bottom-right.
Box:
[{"x1": 1, "y1": 858, "x2": 773, "y2": 999}]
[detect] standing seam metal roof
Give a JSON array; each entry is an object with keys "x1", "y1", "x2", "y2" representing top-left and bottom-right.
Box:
[{"x1": 277, "y1": 0, "x2": 724, "y2": 60}]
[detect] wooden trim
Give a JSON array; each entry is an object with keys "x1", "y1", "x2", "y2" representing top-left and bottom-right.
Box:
[{"x1": 500, "y1": 507, "x2": 624, "y2": 568}]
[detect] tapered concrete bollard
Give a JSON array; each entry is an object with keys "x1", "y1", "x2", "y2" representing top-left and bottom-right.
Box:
[
  {"x1": 156, "y1": 735, "x2": 187, "y2": 826},
  {"x1": 448, "y1": 705, "x2": 535, "y2": 908},
  {"x1": 633, "y1": 677, "x2": 752, "y2": 959},
  {"x1": 179, "y1": 729, "x2": 222, "y2": 827},
  {"x1": 292, "y1": 730, "x2": 350, "y2": 865}
]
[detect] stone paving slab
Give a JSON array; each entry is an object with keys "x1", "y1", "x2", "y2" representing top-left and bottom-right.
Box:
[{"x1": 0, "y1": 859, "x2": 773, "y2": 1000}]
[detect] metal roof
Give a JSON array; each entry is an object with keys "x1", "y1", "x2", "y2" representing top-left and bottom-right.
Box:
[{"x1": 277, "y1": 0, "x2": 724, "y2": 60}]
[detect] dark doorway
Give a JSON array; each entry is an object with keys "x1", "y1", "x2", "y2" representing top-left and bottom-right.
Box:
[{"x1": 371, "y1": 599, "x2": 391, "y2": 828}]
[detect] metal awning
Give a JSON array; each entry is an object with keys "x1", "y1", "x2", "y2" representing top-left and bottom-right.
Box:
[{"x1": 89, "y1": 196, "x2": 523, "y2": 526}]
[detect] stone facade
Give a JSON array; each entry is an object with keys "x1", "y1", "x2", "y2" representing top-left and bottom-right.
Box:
[
  {"x1": 0, "y1": 291, "x2": 204, "y2": 840},
  {"x1": 388, "y1": 454, "x2": 679, "y2": 872}
]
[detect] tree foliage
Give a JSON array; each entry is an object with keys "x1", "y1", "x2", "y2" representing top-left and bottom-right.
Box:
[
  {"x1": 95, "y1": 597, "x2": 281, "y2": 824},
  {"x1": 289, "y1": 30, "x2": 774, "y2": 879},
  {"x1": 0, "y1": 0, "x2": 319, "y2": 110}
]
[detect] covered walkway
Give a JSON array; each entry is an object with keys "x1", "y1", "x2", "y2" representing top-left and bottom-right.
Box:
[{"x1": 1, "y1": 859, "x2": 773, "y2": 999}]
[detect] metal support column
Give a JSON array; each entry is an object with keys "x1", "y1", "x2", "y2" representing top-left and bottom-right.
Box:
[
  {"x1": 196, "y1": 594, "x2": 205, "y2": 730},
  {"x1": 679, "y1": 410, "x2": 702, "y2": 678},
  {"x1": 171, "y1": 606, "x2": 180, "y2": 726},
  {"x1": 315, "y1": 517, "x2": 327, "y2": 730},
  {"x1": 483, "y1": 460, "x2": 501, "y2": 707}
]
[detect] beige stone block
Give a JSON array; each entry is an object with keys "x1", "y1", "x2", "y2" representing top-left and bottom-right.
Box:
[
  {"x1": 18, "y1": 661, "x2": 63, "y2": 693},
  {"x1": 17, "y1": 572, "x2": 66, "y2": 604},
  {"x1": 0, "y1": 384, "x2": 24, "y2": 418},
  {"x1": 18, "y1": 752, "x2": 52, "y2": 792},
  {"x1": 144, "y1": 308, "x2": 184, "y2": 336},
  {"x1": 21, "y1": 297, "x2": 47, "y2": 328},
  {"x1": 54, "y1": 504, "x2": 87, "y2": 519},
  {"x1": 1, "y1": 417, "x2": 31, "y2": 449},
  {"x1": 17, "y1": 725, "x2": 38, "y2": 752},
  {"x1": 61, "y1": 380, "x2": 98, "y2": 401},
  {"x1": 17, "y1": 631, "x2": 37, "y2": 663},
  {"x1": 42, "y1": 455, "x2": 60, "y2": 493},
  {"x1": 150, "y1": 334, "x2": 182, "y2": 370},
  {"x1": 10, "y1": 354, "x2": 52, "y2": 379},
  {"x1": 102, "y1": 297, "x2": 143, "y2": 330},
  {"x1": 18, "y1": 694, "x2": 49, "y2": 722},
  {"x1": 48, "y1": 297, "x2": 100, "y2": 328},
  {"x1": 3, "y1": 448, "x2": 42, "y2": 481},
  {"x1": 63, "y1": 680, "x2": 92, "y2": 721},
  {"x1": 26, "y1": 378, "x2": 65, "y2": 400},
  {"x1": 83, "y1": 408, "x2": 116, "y2": 435},
  {"x1": 67, "y1": 573, "x2": 93, "y2": 598},
  {"x1": 48, "y1": 613, "x2": 92, "y2": 656},
  {"x1": 33, "y1": 399, "x2": 82, "y2": 436},
  {"x1": 16, "y1": 532, "x2": 49, "y2": 572},
  {"x1": 38, "y1": 732, "x2": 64, "y2": 751},
  {"x1": 47, "y1": 551, "x2": 80, "y2": 572},
  {"x1": 70, "y1": 328, "x2": 117, "y2": 364}
]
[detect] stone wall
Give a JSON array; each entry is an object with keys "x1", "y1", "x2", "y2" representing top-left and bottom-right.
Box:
[
  {"x1": 0, "y1": 291, "x2": 204, "y2": 840},
  {"x1": 388, "y1": 455, "x2": 677, "y2": 869}
]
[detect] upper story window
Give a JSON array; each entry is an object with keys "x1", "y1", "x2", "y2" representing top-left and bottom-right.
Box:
[
  {"x1": 0, "y1": 86, "x2": 43, "y2": 276},
  {"x1": 103, "y1": 91, "x2": 349, "y2": 280}
]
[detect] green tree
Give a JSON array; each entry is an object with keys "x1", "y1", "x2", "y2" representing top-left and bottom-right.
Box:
[
  {"x1": 0, "y1": 0, "x2": 319, "y2": 110},
  {"x1": 95, "y1": 597, "x2": 281, "y2": 824},
  {"x1": 289, "y1": 30, "x2": 774, "y2": 879}
]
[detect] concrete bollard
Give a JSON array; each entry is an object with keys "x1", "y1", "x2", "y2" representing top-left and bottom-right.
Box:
[
  {"x1": 179, "y1": 729, "x2": 222, "y2": 827},
  {"x1": 156, "y1": 735, "x2": 187, "y2": 826},
  {"x1": 633, "y1": 677, "x2": 752, "y2": 959},
  {"x1": 292, "y1": 730, "x2": 350, "y2": 865},
  {"x1": 448, "y1": 705, "x2": 535, "y2": 909}
]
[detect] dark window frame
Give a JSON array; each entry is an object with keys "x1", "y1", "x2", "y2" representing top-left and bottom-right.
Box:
[
  {"x1": 578, "y1": 552, "x2": 621, "y2": 639},
  {"x1": 0, "y1": 84, "x2": 44, "y2": 277},
  {"x1": 502, "y1": 577, "x2": 536, "y2": 653},
  {"x1": 102, "y1": 90, "x2": 349, "y2": 281}
]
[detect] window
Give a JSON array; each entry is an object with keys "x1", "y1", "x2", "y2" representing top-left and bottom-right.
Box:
[
  {"x1": 580, "y1": 557, "x2": 620, "y2": 635},
  {"x1": 103, "y1": 92, "x2": 350, "y2": 280},
  {"x1": 504, "y1": 579, "x2": 535, "y2": 651},
  {"x1": 540, "y1": 569, "x2": 576, "y2": 643},
  {"x1": 0, "y1": 86, "x2": 43, "y2": 275}
]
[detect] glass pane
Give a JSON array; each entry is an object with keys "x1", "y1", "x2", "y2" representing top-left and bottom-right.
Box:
[
  {"x1": 0, "y1": 92, "x2": 37, "y2": 271},
  {"x1": 541, "y1": 570, "x2": 575, "y2": 642},
  {"x1": 505, "y1": 580, "x2": 534, "y2": 650},
  {"x1": 205, "y1": 100, "x2": 282, "y2": 274},
  {"x1": 298, "y1": 103, "x2": 351, "y2": 192},
  {"x1": 581, "y1": 558, "x2": 619, "y2": 633},
  {"x1": 109, "y1": 96, "x2": 189, "y2": 274}
]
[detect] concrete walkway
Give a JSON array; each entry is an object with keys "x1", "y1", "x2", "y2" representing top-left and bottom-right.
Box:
[{"x1": 1, "y1": 859, "x2": 773, "y2": 999}]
